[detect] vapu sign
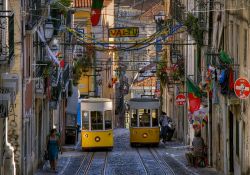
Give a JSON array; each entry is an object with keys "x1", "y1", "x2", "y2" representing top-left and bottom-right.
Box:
[{"x1": 108, "y1": 27, "x2": 139, "y2": 38}]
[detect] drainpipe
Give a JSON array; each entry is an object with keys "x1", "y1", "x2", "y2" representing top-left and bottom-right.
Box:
[{"x1": 21, "y1": 0, "x2": 24, "y2": 173}]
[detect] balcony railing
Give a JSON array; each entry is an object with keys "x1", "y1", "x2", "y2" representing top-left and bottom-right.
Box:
[
  {"x1": 0, "y1": 11, "x2": 14, "y2": 64},
  {"x1": 63, "y1": 64, "x2": 69, "y2": 86},
  {"x1": 25, "y1": 0, "x2": 42, "y2": 30}
]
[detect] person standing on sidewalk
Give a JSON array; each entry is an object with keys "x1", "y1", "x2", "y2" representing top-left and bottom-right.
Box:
[
  {"x1": 47, "y1": 129, "x2": 61, "y2": 172},
  {"x1": 159, "y1": 112, "x2": 169, "y2": 143}
]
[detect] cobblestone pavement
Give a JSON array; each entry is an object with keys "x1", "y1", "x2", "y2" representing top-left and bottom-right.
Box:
[{"x1": 35, "y1": 128, "x2": 223, "y2": 175}]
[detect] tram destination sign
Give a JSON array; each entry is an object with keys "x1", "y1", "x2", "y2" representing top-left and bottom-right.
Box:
[{"x1": 108, "y1": 27, "x2": 139, "y2": 38}]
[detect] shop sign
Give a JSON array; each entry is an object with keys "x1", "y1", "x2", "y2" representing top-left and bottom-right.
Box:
[
  {"x1": 234, "y1": 77, "x2": 250, "y2": 99},
  {"x1": 176, "y1": 94, "x2": 186, "y2": 106},
  {"x1": 108, "y1": 27, "x2": 139, "y2": 38}
]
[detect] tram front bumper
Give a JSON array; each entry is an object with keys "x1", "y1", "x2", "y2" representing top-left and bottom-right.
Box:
[
  {"x1": 82, "y1": 130, "x2": 114, "y2": 148},
  {"x1": 130, "y1": 127, "x2": 160, "y2": 143}
]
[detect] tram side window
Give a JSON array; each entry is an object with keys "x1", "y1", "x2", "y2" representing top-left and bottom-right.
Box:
[
  {"x1": 152, "y1": 109, "x2": 158, "y2": 127},
  {"x1": 91, "y1": 111, "x2": 103, "y2": 130},
  {"x1": 131, "y1": 110, "x2": 137, "y2": 127},
  {"x1": 104, "y1": 110, "x2": 112, "y2": 130},
  {"x1": 82, "y1": 111, "x2": 89, "y2": 130},
  {"x1": 139, "y1": 109, "x2": 150, "y2": 127}
]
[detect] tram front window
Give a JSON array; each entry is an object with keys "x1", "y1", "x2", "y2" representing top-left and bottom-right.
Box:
[
  {"x1": 82, "y1": 111, "x2": 89, "y2": 130},
  {"x1": 152, "y1": 109, "x2": 158, "y2": 127},
  {"x1": 104, "y1": 110, "x2": 112, "y2": 130},
  {"x1": 131, "y1": 110, "x2": 137, "y2": 127},
  {"x1": 91, "y1": 111, "x2": 103, "y2": 130},
  {"x1": 139, "y1": 109, "x2": 150, "y2": 127}
]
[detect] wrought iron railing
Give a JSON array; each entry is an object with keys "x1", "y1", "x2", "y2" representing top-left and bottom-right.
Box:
[
  {"x1": 25, "y1": 0, "x2": 42, "y2": 30},
  {"x1": 0, "y1": 11, "x2": 14, "y2": 64},
  {"x1": 63, "y1": 64, "x2": 69, "y2": 86}
]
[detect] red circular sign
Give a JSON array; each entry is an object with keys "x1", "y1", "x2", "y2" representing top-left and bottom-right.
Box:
[
  {"x1": 234, "y1": 78, "x2": 250, "y2": 99},
  {"x1": 176, "y1": 94, "x2": 186, "y2": 106}
]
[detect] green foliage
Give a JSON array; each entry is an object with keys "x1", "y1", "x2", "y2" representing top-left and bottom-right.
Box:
[
  {"x1": 36, "y1": 60, "x2": 53, "y2": 78},
  {"x1": 72, "y1": 55, "x2": 92, "y2": 86},
  {"x1": 51, "y1": 0, "x2": 71, "y2": 16},
  {"x1": 156, "y1": 60, "x2": 168, "y2": 86},
  {"x1": 184, "y1": 13, "x2": 203, "y2": 46}
]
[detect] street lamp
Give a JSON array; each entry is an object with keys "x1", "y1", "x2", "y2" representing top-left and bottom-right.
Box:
[
  {"x1": 170, "y1": 49, "x2": 181, "y2": 64},
  {"x1": 44, "y1": 19, "x2": 54, "y2": 42},
  {"x1": 154, "y1": 12, "x2": 165, "y2": 28}
]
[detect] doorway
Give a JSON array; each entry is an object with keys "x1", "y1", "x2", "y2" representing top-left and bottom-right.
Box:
[{"x1": 229, "y1": 111, "x2": 234, "y2": 173}]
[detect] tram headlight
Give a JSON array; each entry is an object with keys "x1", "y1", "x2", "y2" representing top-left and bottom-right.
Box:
[
  {"x1": 85, "y1": 134, "x2": 88, "y2": 138},
  {"x1": 95, "y1": 136, "x2": 101, "y2": 142},
  {"x1": 142, "y1": 133, "x2": 148, "y2": 138}
]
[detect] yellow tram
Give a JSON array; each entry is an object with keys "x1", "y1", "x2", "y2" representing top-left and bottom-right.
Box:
[
  {"x1": 80, "y1": 98, "x2": 113, "y2": 150},
  {"x1": 128, "y1": 98, "x2": 160, "y2": 146}
]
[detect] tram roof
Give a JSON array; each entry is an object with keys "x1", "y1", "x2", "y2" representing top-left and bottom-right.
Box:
[
  {"x1": 129, "y1": 98, "x2": 160, "y2": 102},
  {"x1": 80, "y1": 98, "x2": 112, "y2": 103}
]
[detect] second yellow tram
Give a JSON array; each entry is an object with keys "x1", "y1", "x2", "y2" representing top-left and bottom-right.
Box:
[
  {"x1": 80, "y1": 98, "x2": 114, "y2": 150},
  {"x1": 128, "y1": 98, "x2": 160, "y2": 146}
]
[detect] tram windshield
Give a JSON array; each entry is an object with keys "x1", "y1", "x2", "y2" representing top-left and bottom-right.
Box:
[
  {"x1": 131, "y1": 109, "x2": 137, "y2": 127},
  {"x1": 152, "y1": 109, "x2": 158, "y2": 127},
  {"x1": 104, "y1": 110, "x2": 112, "y2": 130},
  {"x1": 139, "y1": 109, "x2": 150, "y2": 127},
  {"x1": 91, "y1": 111, "x2": 103, "y2": 130},
  {"x1": 82, "y1": 111, "x2": 89, "y2": 130}
]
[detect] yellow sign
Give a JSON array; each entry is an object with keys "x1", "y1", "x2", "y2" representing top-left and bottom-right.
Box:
[{"x1": 108, "y1": 27, "x2": 139, "y2": 38}]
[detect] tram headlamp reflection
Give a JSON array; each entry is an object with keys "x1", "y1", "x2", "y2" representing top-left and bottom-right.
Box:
[{"x1": 95, "y1": 136, "x2": 101, "y2": 142}]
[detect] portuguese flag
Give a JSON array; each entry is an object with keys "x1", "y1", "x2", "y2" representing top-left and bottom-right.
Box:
[
  {"x1": 187, "y1": 77, "x2": 202, "y2": 113},
  {"x1": 91, "y1": 0, "x2": 104, "y2": 26}
]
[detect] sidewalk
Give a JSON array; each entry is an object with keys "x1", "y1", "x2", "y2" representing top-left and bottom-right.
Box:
[
  {"x1": 163, "y1": 139, "x2": 223, "y2": 175},
  {"x1": 35, "y1": 142, "x2": 83, "y2": 175}
]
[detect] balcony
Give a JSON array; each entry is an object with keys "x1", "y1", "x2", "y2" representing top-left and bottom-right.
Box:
[
  {"x1": 170, "y1": 0, "x2": 185, "y2": 23},
  {"x1": 25, "y1": 0, "x2": 42, "y2": 30},
  {"x1": 0, "y1": 11, "x2": 14, "y2": 64},
  {"x1": 63, "y1": 64, "x2": 70, "y2": 86}
]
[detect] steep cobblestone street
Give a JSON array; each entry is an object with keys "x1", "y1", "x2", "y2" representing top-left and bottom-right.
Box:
[{"x1": 35, "y1": 128, "x2": 222, "y2": 175}]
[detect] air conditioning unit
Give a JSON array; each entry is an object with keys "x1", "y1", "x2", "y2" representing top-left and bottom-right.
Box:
[{"x1": 1, "y1": 73, "x2": 19, "y2": 94}]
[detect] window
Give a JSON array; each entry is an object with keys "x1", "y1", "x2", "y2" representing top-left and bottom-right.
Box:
[
  {"x1": 82, "y1": 111, "x2": 89, "y2": 130},
  {"x1": 104, "y1": 110, "x2": 112, "y2": 130},
  {"x1": 139, "y1": 109, "x2": 150, "y2": 127},
  {"x1": 131, "y1": 109, "x2": 137, "y2": 127},
  {"x1": 236, "y1": 119, "x2": 239, "y2": 156},
  {"x1": 91, "y1": 111, "x2": 103, "y2": 130},
  {"x1": 152, "y1": 109, "x2": 158, "y2": 127},
  {"x1": 244, "y1": 29, "x2": 248, "y2": 67}
]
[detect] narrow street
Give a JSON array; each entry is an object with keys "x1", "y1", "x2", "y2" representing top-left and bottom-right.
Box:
[{"x1": 36, "y1": 129, "x2": 221, "y2": 175}]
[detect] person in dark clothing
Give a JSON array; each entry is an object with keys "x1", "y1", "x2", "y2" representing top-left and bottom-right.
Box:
[{"x1": 159, "y1": 112, "x2": 169, "y2": 143}]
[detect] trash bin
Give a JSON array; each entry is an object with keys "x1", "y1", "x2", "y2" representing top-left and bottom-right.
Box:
[{"x1": 65, "y1": 128, "x2": 76, "y2": 145}]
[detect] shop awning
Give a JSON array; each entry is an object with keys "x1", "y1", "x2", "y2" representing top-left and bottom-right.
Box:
[{"x1": 37, "y1": 29, "x2": 60, "y2": 65}]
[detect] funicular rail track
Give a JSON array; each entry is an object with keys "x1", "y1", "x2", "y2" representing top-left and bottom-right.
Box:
[
  {"x1": 149, "y1": 148, "x2": 176, "y2": 175},
  {"x1": 75, "y1": 152, "x2": 108, "y2": 175},
  {"x1": 135, "y1": 147, "x2": 176, "y2": 175}
]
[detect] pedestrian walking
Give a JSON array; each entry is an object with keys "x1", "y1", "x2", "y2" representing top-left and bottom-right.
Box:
[
  {"x1": 159, "y1": 112, "x2": 169, "y2": 143},
  {"x1": 46, "y1": 128, "x2": 61, "y2": 172}
]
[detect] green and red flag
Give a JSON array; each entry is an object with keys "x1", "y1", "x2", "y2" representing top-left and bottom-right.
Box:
[
  {"x1": 91, "y1": 0, "x2": 104, "y2": 26},
  {"x1": 187, "y1": 77, "x2": 202, "y2": 113}
]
